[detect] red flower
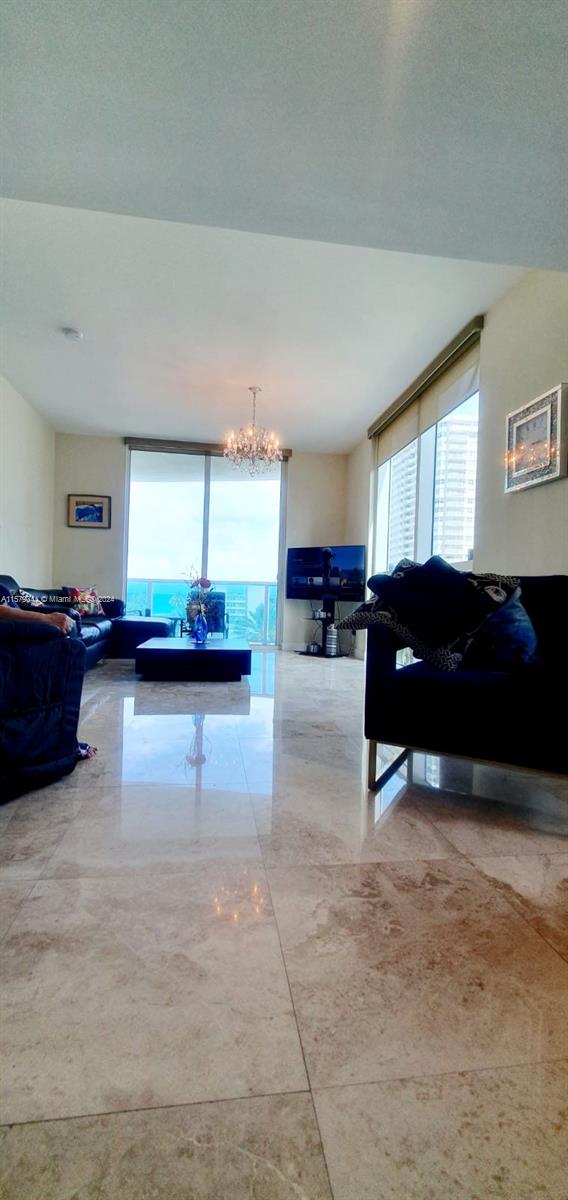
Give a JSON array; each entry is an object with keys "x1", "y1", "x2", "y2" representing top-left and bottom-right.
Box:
[{"x1": 198, "y1": 577, "x2": 211, "y2": 589}]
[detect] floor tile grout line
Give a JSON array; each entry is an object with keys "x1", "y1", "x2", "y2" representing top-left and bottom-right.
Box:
[
  {"x1": 255, "y1": 820, "x2": 336, "y2": 1195},
  {"x1": 0, "y1": 879, "x2": 38, "y2": 945},
  {"x1": 411, "y1": 799, "x2": 568, "y2": 853},
  {"x1": 464, "y1": 853, "x2": 568, "y2": 967},
  {"x1": 309, "y1": 1053, "x2": 568, "y2": 1095},
  {"x1": 7, "y1": 846, "x2": 562, "y2": 886},
  {"x1": 457, "y1": 847, "x2": 568, "y2": 858},
  {"x1": 402, "y1": 795, "x2": 471, "y2": 858},
  {"x1": 259, "y1": 847, "x2": 336, "y2": 1200},
  {"x1": 408, "y1": 797, "x2": 568, "y2": 859},
  {"x1": 0, "y1": 1087, "x2": 313, "y2": 1130}
]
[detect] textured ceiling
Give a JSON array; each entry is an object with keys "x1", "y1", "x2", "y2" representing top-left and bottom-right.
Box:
[{"x1": 2, "y1": 0, "x2": 567, "y2": 269}]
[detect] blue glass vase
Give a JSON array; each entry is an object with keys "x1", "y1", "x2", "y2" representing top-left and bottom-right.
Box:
[{"x1": 193, "y1": 611, "x2": 208, "y2": 644}]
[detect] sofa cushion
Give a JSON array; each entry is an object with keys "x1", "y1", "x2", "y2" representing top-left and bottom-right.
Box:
[
  {"x1": 462, "y1": 590, "x2": 539, "y2": 669},
  {"x1": 81, "y1": 615, "x2": 112, "y2": 637},
  {"x1": 374, "y1": 659, "x2": 565, "y2": 772},
  {"x1": 79, "y1": 622, "x2": 108, "y2": 647},
  {"x1": 517, "y1": 575, "x2": 568, "y2": 666}
]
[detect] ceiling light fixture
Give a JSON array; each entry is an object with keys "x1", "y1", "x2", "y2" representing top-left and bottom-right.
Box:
[{"x1": 224, "y1": 386, "x2": 283, "y2": 476}]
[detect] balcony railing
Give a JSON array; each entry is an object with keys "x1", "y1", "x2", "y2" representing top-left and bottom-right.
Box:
[{"x1": 126, "y1": 578, "x2": 278, "y2": 645}]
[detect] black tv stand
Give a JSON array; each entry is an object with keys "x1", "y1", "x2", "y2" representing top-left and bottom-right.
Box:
[{"x1": 299, "y1": 595, "x2": 345, "y2": 658}]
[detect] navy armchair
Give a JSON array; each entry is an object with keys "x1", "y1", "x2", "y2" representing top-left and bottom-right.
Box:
[
  {"x1": 0, "y1": 618, "x2": 86, "y2": 801},
  {"x1": 366, "y1": 574, "x2": 568, "y2": 788}
]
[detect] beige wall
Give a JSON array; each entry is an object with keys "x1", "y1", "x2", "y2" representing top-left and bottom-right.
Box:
[
  {"x1": 0, "y1": 374, "x2": 54, "y2": 586},
  {"x1": 50, "y1": 437, "x2": 349, "y2": 645},
  {"x1": 344, "y1": 436, "x2": 374, "y2": 658},
  {"x1": 53, "y1": 434, "x2": 128, "y2": 598},
  {"x1": 282, "y1": 451, "x2": 348, "y2": 649},
  {"x1": 475, "y1": 270, "x2": 568, "y2": 574}
]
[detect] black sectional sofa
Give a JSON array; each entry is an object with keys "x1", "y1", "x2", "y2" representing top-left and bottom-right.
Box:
[{"x1": 0, "y1": 576, "x2": 175, "y2": 670}]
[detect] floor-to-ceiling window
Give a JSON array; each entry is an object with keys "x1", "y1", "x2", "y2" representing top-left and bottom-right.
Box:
[
  {"x1": 207, "y1": 458, "x2": 281, "y2": 643},
  {"x1": 374, "y1": 392, "x2": 480, "y2": 574},
  {"x1": 126, "y1": 450, "x2": 282, "y2": 644}
]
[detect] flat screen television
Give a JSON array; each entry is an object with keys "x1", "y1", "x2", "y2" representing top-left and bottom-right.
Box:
[{"x1": 286, "y1": 545, "x2": 366, "y2": 601}]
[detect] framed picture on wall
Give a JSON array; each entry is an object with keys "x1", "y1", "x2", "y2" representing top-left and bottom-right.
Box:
[
  {"x1": 67, "y1": 494, "x2": 112, "y2": 528},
  {"x1": 505, "y1": 384, "x2": 567, "y2": 492}
]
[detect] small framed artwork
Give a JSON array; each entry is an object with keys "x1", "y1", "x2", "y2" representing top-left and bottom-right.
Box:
[
  {"x1": 67, "y1": 494, "x2": 112, "y2": 529},
  {"x1": 505, "y1": 384, "x2": 567, "y2": 493}
]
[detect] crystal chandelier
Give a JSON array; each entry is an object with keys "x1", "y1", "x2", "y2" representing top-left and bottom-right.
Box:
[{"x1": 224, "y1": 386, "x2": 283, "y2": 476}]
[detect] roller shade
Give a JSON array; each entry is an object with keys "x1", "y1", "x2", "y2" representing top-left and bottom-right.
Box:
[{"x1": 371, "y1": 316, "x2": 483, "y2": 467}]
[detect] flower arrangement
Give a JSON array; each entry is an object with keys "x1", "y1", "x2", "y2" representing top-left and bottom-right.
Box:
[
  {"x1": 183, "y1": 570, "x2": 213, "y2": 641},
  {"x1": 187, "y1": 574, "x2": 212, "y2": 616}
]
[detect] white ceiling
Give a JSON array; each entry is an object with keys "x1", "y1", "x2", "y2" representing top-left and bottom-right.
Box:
[
  {"x1": 1, "y1": 1, "x2": 564, "y2": 449},
  {"x1": 1, "y1": 0, "x2": 567, "y2": 269},
  {"x1": 0, "y1": 199, "x2": 522, "y2": 451}
]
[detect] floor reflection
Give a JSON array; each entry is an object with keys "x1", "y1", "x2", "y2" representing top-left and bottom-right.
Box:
[{"x1": 76, "y1": 651, "x2": 568, "y2": 859}]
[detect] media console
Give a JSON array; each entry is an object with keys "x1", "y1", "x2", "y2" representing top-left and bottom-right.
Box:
[{"x1": 299, "y1": 596, "x2": 345, "y2": 658}]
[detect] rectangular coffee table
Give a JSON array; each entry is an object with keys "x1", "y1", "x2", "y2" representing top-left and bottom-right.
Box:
[{"x1": 134, "y1": 636, "x2": 252, "y2": 681}]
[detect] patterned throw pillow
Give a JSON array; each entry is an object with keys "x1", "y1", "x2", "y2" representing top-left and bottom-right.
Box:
[
  {"x1": 337, "y1": 557, "x2": 531, "y2": 672},
  {"x1": 12, "y1": 588, "x2": 45, "y2": 609},
  {"x1": 68, "y1": 587, "x2": 104, "y2": 615},
  {"x1": 336, "y1": 600, "x2": 463, "y2": 670}
]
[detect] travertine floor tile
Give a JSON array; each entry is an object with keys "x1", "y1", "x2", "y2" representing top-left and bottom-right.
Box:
[
  {"x1": 44, "y1": 786, "x2": 262, "y2": 877},
  {"x1": 0, "y1": 1092, "x2": 332, "y2": 1200},
  {"x1": 471, "y1": 852, "x2": 568, "y2": 961},
  {"x1": 0, "y1": 811, "x2": 72, "y2": 881},
  {"x1": 3, "y1": 652, "x2": 566, "y2": 1200},
  {"x1": 314, "y1": 1061, "x2": 568, "y2": 1200},
  {"x1": 1, "y1": 867, "x2": 307, "y2": 1122},
  {"x1": 0, "y1": 881, "x2": 34, "y2": 940},
  {"x1": 255, "y1": 790, "x2": 458, "y2": 867},
  {"x1": 268, "y1": 859, "x2": 568, "y2": 1088}
]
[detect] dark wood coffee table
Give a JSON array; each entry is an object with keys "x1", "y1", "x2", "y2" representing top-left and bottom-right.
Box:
[{"x1": 134, "y1": 636, "x2": 252, "y2": 681}]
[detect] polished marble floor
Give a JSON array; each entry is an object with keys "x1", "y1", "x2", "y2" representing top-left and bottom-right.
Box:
[{"x1": 1, "y1": 651, "x2": 567, "y2": 1198}]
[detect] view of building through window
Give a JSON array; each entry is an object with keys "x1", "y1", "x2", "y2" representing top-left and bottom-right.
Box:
[
  {"x1": 375, "y1": 392, "x2": 480, "y2": 572},
  {"x1": 433, "y1": 393, "x2": 479, "y2": 563},
  {"x1": 387, "y1": 438, "x2": 418, "y2": 571},
  {"x1": 126, "y1": 451, "x2": 282, "y2": 643}
]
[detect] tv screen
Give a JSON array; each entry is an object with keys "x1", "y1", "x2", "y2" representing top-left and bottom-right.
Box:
[{"x1": 286, "y1": 545, "x2": 365, "y2": 601}]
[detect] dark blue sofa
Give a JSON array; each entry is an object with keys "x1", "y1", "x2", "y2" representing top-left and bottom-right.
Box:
[
  {"x1": 0, "y1": 618, "x2": 86, "y2": 801},
  {"x1": 0, "y1": 574, "x2": 125, "y2": 670},
  {"x1": 0, "y1": 576, "x2": 176, "y2": 670},
  {"x1": 366, "y1": 574, "x2": 568, "y2": 787}
]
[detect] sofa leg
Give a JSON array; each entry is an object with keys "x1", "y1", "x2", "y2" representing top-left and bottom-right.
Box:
[
  {"x1": 367, "y1": 740, "x2": 378, "y2": 791},
  {"x1": 367, "y1": 741, "x2": 409, "y2": 793}
]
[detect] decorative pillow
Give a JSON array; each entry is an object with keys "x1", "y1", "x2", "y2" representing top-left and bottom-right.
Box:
[
  {"x1": 346, "y1": 556, "x2": 532, "y2": 673},
  {"x1": 13, "y1": 588, "x2": 45, "y2": 609},
  {"x1": 367, "y1": 556, "x2": 521, "y2": 645},
  {"x1": 462, "y1": 588, "x2": 539, "y2": 669},
  {"x1": 336, "y1": 600, "x2": 463, "y2": 670},
  {"x1": 68, "y1": 586, "x2": 104, "y2": 615}
]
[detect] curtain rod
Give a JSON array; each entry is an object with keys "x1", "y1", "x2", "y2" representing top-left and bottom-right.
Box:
[
  {"x1": 367, "y1": 314, "x2": 484, "y2": 441},
  {"x1": 124, "y1": 436, "x2": 292, "y2": 459}
]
